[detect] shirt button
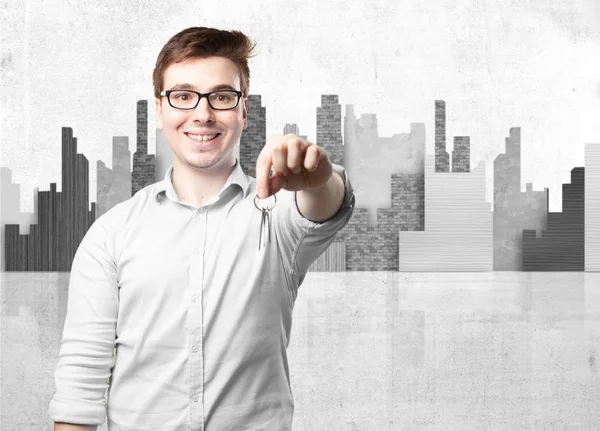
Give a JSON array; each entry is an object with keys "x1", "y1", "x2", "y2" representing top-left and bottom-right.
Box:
[
  {"x1": 198, "y1": 207, "x2": 205, "y2": 214},
  {"x1": 192, "y1": 295, "x2": 198, "y2": 303},
  {"x1": 193, "y1": 395, "x2": 199, "y2": 402},
  {"x1": 193, "y1": 248, "x2": 199, "y2": 255},
  {"x1": 192, "y1": 345, "x2": 199, "y2": 353}
]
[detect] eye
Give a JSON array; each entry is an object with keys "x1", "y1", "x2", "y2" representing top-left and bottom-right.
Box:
[{"x1": 172, "y1": 91, "x2": 194, "y2": 100}]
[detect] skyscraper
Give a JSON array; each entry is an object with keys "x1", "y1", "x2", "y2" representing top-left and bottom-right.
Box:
[
  {"x1": 239, "y1": 95, "x2": 266, "y2": 178},
  {"x1": 0, "y1": 168, "x2": 37, "y2": 271},
  {"x1": 435, "y1": 100, "x2": 450, "y2": 172},
  {"x1": 398, "y1": 155, "x2": 493, "y2": 271},
  {"x1": 523, "y1": 167, "x2": 585, "y2": 271},
  {"x1": 316, "y1": 95, "x2": 344, "y2": 166},
  {"x1": 283, "y1": 123, "x2": 307, "y2": 141},
  {"x1": 493, "y1": 128, "x2": 547, "y2": 270},
  {"x1": 97, "y1": 136, "x2": 132, "y2": 218},
  {"x1": 283, "y1": 123, "x2": 299, "y2": 135},
  {"x1": 452, "y1": 136, "x2": 470, "y2": 173},
  {"x1": 5, "y1": 127, "x2": 96, "y2": 271},
  {"x1": 132, "y1": 100, "x2": 156, "y2": 195}
]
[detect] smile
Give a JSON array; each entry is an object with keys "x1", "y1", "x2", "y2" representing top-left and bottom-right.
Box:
[{"x1": 185, "y1": 133, "x2": 220, "y2": 142}]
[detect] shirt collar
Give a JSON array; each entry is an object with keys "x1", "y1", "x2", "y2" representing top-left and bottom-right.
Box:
[{"x1": 155, "y1": 158, "x2": 252, "y2": 203}]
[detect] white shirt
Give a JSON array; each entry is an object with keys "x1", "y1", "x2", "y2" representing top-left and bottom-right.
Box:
[{"x1": 49, "y1": 159, "x2": 355, "y2": 430}]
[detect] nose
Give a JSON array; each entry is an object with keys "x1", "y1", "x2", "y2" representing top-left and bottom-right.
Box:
[{"x1": 190, "y1": 96, "x2": 215, "y2": 123}]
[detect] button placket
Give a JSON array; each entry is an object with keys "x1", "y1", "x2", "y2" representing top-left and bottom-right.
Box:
[{"x1": 189, "y1": 205, "x2": 206, "y2": 426}]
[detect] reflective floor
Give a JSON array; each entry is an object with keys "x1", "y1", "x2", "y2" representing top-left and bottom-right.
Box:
[{"x1": 2, "y1": 271, "x2": 599, "y2": 430}]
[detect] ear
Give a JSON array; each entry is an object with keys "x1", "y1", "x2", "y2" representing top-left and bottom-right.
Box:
[
  {"x1": 242, "y1": 97, "x2": 248, "y2": 130},
  {"x1": 155, "y1": 97, "x2": 163, "y2": 129}
]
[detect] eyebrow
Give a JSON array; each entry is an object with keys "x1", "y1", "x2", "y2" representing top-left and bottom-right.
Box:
[{"x1": 168, "y1": 83, "x2": 238, "y2": 92}]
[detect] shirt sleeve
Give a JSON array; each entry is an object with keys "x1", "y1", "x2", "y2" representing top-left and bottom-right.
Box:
[
  {"x1": 273, "y1": 163, "x2": 355, "y2": 279},
  {"x1": 48, "y1": 213, "x2": 119, "y2": 425}
]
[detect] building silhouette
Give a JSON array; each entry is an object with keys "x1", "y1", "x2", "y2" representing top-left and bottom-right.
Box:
[
  {"x1": 283, "y1": 123, "x2": 307, "y2": 141},
  {"x1": 585, "y1": 143, "x2": 600, "y2": 271},
  {"x1": 97, "y1": 136, "x2": 131, "y2": 218},
  {"x1": 452, "y1": 136, "x2": 470, "y2": 173},
  {"x1": 435, "y1": 100, "x2": 450, "y2": 172},
  {"x1": 335, "y1": 171, "x2": 424, "y2": 271},
  {"x1": 337, "y1": 105, "x2": 425, "y2": 270},
  {"x1": 239, "y1": 95, "x2": 266, "y2": 178},
  {"x1": 316, "y1": 95, "x2": 344, "y2": 166},
  {"x1": 0, "y1": 168, "x2": 37, "y2": 271},
  {"x1": 493, "y1": 128, "x2": 547, "y2": 270},
  {"x1": 154, "y1": 128, "x2": 172, "y2": 182},
  {"x1": 132, "y1": 100, "x2": 156, "y2": 195},
  {"x1": 283, "y1": 123, "x2": 299, "y2": 135},
  {"x1": 5, "y1": 127, "x2": 96, "y2": 271},
  {"x1": 344, "y1": 105, "x2": 425, "y2": 227},
  {"x1": 523, "y1": 167, "x2": 585, "y2": 271},
  {"x1": 398, "y1": 154, "x2": 492, "y2": 271},
  {"x1": 2, "y1": 95, "x2": 589, "y2": 274}
]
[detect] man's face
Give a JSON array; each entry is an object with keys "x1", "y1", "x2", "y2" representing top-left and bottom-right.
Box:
[{"x1": 155, "y1": 56, "x2": 248, "y2": 173}]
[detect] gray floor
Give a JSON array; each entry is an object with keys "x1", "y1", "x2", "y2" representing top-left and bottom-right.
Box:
[{"x1": 2, "y1": 271, "x2": 599, "y2": 430}]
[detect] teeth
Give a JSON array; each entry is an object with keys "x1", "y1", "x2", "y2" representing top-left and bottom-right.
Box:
[{"x1": 187, "y1": 133, "x2": 218, "y2": 142}]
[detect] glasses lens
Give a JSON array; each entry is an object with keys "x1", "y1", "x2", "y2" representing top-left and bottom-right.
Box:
[
  {"x1": 208, "y1": 91, "x2": 239, "y2": 109},
  {"x1": 169, "y1": 91, "x2": 199, "y2": 109}
]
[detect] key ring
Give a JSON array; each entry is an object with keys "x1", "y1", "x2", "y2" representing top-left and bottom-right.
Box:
[
  {"x1": 253, "y1": 193, "x2": 277, "y2": 211},
  {"x1": 254, "y1": 193, "x2": 277, "y2": 250}
]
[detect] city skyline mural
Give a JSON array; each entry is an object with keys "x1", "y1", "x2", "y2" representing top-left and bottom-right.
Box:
[{"x1": 2, "y1": 95, "x2": 599, "y2": 272}]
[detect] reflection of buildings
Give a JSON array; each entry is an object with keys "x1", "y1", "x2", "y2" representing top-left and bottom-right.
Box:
[
  {"x1": 239, "y1": 95, "x2": 266, "y2": 178},
  {"x1": 523, "y1": 167, "x2": 585, "y2": 271},
  {"x1": 435, "y1": 100, "x2": 450, "y2": 173},
  {"x1": 585, "y1": 144, "x2": 600, "y2": 271},
  {"x1": 5, "y1": 128, "x2": 96, "y2": 271},
  {"x1": 132, "y1": 100, "x2": 156, "y2": 195},
  {"x1": 0, "y1": 169, "x2": 37, "y2": 271},
  {"x1": 493, "y1": 128, "x2": 547, "y2": 270},
  {"x1": 97, "y1": 136, "x2": 131, "y2": 218},
  {"x1": 398, "y1": 155, "x2": 492, "y2": 271}
]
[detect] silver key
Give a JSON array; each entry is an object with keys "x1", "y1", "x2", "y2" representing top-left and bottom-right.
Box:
[{"x1": 254, "y1": 193, "x2": 277, "y2": 250}]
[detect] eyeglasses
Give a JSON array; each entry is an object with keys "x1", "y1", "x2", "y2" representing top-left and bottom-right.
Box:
[{"x1": 160, "y1": 89, "x2": 243, "y2": 110}]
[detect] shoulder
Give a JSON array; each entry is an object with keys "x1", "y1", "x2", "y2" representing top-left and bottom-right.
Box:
[{"x1": 86, "y1": 181, "x2": 163, "y2": 253}]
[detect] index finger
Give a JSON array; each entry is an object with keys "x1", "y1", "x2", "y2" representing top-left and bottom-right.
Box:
[{"x1": 255, "y1": 151, "x2": 273, "y2": 199}]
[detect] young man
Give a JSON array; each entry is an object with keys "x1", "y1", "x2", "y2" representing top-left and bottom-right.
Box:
[{"x1": 50, "y1": 27, "x2": 354, "y2": 430}]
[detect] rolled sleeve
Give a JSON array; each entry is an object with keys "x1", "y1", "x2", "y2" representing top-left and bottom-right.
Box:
[
  {"x1": 274, "y1": 163, "x2": 355, "y2": 277},
  {"x1": 48, "y1": 215, "x2": 119, "y2": 425}
]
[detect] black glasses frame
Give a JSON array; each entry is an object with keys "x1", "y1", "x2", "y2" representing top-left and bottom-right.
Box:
[{"x1": 160, "y1": 89, "x2": 243, "y2": 110}]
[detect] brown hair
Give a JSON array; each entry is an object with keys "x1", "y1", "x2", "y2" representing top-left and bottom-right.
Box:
[{"x1": 152, "y1": 27, "x2": 257, "y2": 99}]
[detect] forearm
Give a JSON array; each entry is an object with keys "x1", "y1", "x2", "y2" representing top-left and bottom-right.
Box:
[
  {"x1": 296, "y1": 170, "x2": 345, "y2": 223},
  {"x1": 54, "y1": 423, "x2": 97, "y2": 431}
]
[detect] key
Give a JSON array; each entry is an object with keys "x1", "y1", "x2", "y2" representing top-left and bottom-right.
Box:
[{"x1": 254, "y1": 193, "x2": 277, "y2": 250}]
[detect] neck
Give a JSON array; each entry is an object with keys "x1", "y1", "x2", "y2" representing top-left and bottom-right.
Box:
[{"x1": 171, "y1": 158, "x2": 237, "y2": 207}]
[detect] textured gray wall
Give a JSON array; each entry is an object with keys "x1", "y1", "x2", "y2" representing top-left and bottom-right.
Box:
[{"x1": 2, "y1": 1, "x2": 600, "y2": 429}]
